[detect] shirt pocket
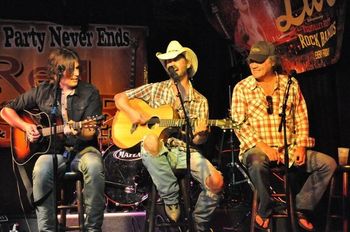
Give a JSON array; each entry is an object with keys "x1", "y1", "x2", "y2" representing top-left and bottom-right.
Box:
[
  {"x1": 70, "y1": 103, "x2": 86, "y2": 120},
  {"x1": 152, "y1": 96, "x2": 170, "y2": 108}
]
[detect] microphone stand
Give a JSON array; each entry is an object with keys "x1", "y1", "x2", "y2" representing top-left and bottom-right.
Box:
[
  {"x1": 51, "y1": 69, "x2": 63, "y2": 232},
  {"x1": 173, "y1": 78, "x2": 195, "y2": 232},
  {"x1": 278, "y1": 72, "x2": 297, "y2": 232}
]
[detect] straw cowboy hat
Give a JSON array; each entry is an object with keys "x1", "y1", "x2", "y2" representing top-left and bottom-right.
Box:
[{"x1": 156, "y1": 40, "x2": 198, "y2": 78}]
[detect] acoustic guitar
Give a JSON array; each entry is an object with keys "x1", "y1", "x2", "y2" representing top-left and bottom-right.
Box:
[
  {"x1": 11, "y1": 110, "x2": 105, "y2": 165},
  {"x1": 112, "y1": 99, "x2": 237, "y2": 149}
]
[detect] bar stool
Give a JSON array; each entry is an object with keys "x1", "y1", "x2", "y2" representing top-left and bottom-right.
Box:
[
  {"x1": 325, "y1": 165, "x2": 350, "y2": 232},
  {"x1": 250, "y1": 166, "x2": 297, "y2": 232},
  {"x1": 144, "y1": 169, "x2": 196, "y2": 232},
  {"x1": 57, "y1": 171, "x2": 84, "y2": 231}
]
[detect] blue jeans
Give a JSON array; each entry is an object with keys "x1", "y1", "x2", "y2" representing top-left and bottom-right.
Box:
[
  {"x1": 141, "y1": 144, "x2": 221, "y2": 232},
  {"x1": 32, "y1": 147, "x2": 105, "y2": 232},
  {"x1": 242, "y1": 147, "x2": 336, "y2": 218}
]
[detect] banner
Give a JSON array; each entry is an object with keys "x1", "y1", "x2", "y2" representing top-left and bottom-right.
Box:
[
  {"x1": 207, "y1": 0, "x2": 346, "y2": 73},
  {"x1": 0, "y1": 19, "x2": 148, "y2": 147}
]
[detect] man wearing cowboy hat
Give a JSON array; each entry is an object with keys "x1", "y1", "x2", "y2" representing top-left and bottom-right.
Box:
[{"x1": 114, "y1": 40, "x2": 224, "y2": 231}]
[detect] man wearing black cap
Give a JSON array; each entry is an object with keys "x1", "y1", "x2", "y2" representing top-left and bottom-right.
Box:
[
  {"x1": 231, "y1": 41, "x2": 336, "y2": 231},
  {"x1": 114, "y1": 40, "x2": 223, "y2": 232}
]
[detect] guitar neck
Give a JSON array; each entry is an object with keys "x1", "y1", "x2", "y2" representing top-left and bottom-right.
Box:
[
  {"x1": 158, "y1": 119, "x2": 222, "y2": 128},
  {"x1": 40, "y1": 121, "x2": 82, "y2": 137}
]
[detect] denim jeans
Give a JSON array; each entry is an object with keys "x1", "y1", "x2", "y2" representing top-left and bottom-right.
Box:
[
  {"x1": 242, "y1": 147, "x2": 336, "y2": 218},
  {"x1": 141, "y1": 143, "x2": 221, "y2": 232},
  {"x1": 32, "y1": 147, "x2": 105, "y2": 232}
]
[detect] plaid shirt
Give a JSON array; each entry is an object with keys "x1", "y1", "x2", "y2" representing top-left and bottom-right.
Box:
[
  {"x1": 125, "y1": 79, "x2": 208, "y2": 149},
  {"x1": 231, "y1": 74, "x2": 315, "y2": 159}
]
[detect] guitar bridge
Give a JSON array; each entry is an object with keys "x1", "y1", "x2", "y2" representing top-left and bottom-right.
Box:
[{"x1": 130, "y1": 124, "x2": 138, "y2": 134}]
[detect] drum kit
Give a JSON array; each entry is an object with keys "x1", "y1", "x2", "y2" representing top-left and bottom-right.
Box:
[
  {"x1": 103, "y1": 144, "x2": 151, "y2": 208},
  {"x1": 98, "y1": 115, "x2": 254, "y2": 212},
  {"x1": 98, "y1": 116, "x2": 151, "y2": 210}
]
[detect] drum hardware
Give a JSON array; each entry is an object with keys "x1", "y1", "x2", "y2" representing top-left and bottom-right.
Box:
[
  {"x1": 218, "y1": 85, "x2": 254, "y2": 231},
  {"x1": 98, "y1": 115, "x2": 115, "y2": 152},
  {"x1": 105, "y1": 180, "x2": 141, "y2": 195},
  {"x1": 102, "y1": 114, "x2": 114, "y2": 127},
  {"x1": 220, "y1": 85, "x2": 254, "y2": 192},
  {"x1": 106, "y1": 180, "x2": 136, "y2": 189},
  {"x1": 218, "y1": 130, "x2": 254, "y2": 202},
  {"x1": 125, "y1": 186, "x2": 136, "y2": 194}
]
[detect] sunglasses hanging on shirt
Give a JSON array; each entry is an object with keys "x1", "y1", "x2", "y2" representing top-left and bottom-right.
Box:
[{"x1": 266, "y1": 96, "x2": 273, "y2": 115}]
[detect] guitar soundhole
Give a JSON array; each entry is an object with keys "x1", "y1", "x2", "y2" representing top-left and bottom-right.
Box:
[{"x1": 148, "y1": 117, "x2": 160, "y2": 129}]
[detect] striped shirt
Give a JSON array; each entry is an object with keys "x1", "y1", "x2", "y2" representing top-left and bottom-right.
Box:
[
  {"x1": 231, "y1": 74, "x2": 315, "y2": 159},
  {"x1": 125, "y1": 79, "x2": 208, "y2": 149}
]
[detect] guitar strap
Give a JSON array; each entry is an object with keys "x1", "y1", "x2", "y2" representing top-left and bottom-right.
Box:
[{"x1": 16, "y1": 163, "x2": 34, "y2": 207}]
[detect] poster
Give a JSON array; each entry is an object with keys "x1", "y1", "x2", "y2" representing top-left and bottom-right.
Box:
[
  {"x1": 209, "y1": 0, "x2": 346, "y2": 73},
  {"x1": 0, "y1": 19, "x2": 148, "y2": 147}
]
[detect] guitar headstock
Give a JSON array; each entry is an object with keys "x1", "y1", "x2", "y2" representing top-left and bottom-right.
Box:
[
  {"x1": 82, "y1": 115, "x2": 106, "y2": 128},
  {"x1": 213, "y1": 118, "x2": 234, "y2": 130},
  {"x1": 211, "y1": 118, "x2": 245, "y2": 130}
]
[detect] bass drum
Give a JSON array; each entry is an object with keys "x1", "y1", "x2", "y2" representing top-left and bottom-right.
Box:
[{"x1": 103, "y1": 145, "x2": 150, "y2": 207}]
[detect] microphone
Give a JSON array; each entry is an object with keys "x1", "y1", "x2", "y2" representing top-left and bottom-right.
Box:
[
  {"x1": 56, "y1": 65, "x2": 66, "y2": 84},
  {"x1": 57, "y1": 65, "x2": 66, "y2": 73},
  {"x1": 167, "y1": 66, "x2": 179, "y2": 82},
  {"x1": 288, "y1": 69, "x2": 297, "y2": 78}
]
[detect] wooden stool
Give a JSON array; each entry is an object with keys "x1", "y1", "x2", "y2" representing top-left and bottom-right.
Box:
[
  {"x1": 325, "y1": 165, "x2": 350, "y2": 232},
  {"x1": 57, "y1": 171, "x2": 84, "y2": 231},
  {"x1": 250, "y1": 166, "x2": 297, "y2": 232},
  {"x1": 144, "y1": 169, "x2": 196, "y2": 232}
]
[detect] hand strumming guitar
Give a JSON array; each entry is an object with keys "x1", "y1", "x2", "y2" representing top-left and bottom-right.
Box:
[
  {"x1": 128, "y1": 109, "x2": 149, "y2": 125},
  {"x1": 114, "y1": 92, "x2": 149, "y2": 126}
]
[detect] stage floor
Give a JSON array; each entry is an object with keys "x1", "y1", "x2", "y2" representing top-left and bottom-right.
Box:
[
  {"x1": 0, "y1": 206, "x2": 345, "y2": 232},
  {"x1": 0, "y1": 205, "x2": 252, "y2": 232}
]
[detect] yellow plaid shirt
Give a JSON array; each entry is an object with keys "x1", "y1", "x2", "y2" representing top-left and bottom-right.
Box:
[
  {"x1": 231, "y1": 74, "x2": 315, "y2": 160},
  {"x1": 125, "y1": 79, "x2": 208, "y2": 149}
]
